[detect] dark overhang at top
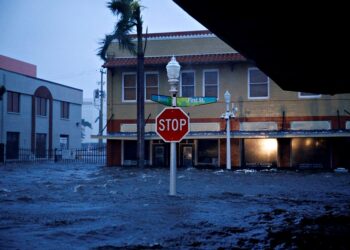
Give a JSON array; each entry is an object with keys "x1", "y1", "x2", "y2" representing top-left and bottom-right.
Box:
[{"x1": 173, "y1": 1, "x2": 350, "y2": 95}]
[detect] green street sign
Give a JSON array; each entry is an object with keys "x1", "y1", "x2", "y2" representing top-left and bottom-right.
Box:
[
  {"x1": 177, "y1": 96, "x2": 217, "y2": 107},
  {"x1": 151, "y1": 95, "x2": 172, "y2": 106},
  {"x1": 151, "y1": 95, "x2": 217, "y2": 107}
]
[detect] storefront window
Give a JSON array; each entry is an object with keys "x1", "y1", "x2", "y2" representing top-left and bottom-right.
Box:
[
  {"x1": 244, "y1": 139, "x2": 277, "y2": 166},
  {"x1": 197, "y1": 139, "x2": 218, "y2": 165},
  {"x1": 123, "y1": 140, "x2": 150, "y2": 165},
  {"x1": 291, "y1": 138, "x2": 329, "y2": 168}
]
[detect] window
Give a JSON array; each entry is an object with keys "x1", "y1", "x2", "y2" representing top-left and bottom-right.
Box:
[
  {"x1": 244, "y1": 139, "x2": 277, "y2": 166},
  {"x1": 298, "y1": 92, "x2": 321, "y2": 98},
  {"x1": 197, "y1": 139, "x2": 219, "y2": 165},
  {"x1": 123, "y1": 73, "x2": 136, "y2": 101},
  {"x1": 203, "y1": 70, "x2": 219, "y2": 98},
  {"x1": 292, "y1": 138, "x2": 329, "y2": 168},
  {"x1": 36, "y1": 133, "x2": 47, "y2": 158},
  {"x1": 248, "y1": 68, "x2": 269, "y2": 99},
  {"x1": 60, "y1": 101, "x2": 69, "y2": 119},
  {"x1": 145, "y1": 72, "x2": 159, "y2": 100},
  {"x1": 180, "y1": 71, "x2": 195, "y2": 97},
  {"x1": 7, "y1": 91, "x2": 20, "y2": 113},
  {"x1": 60, "y1": 135, "x2": 69, "y2": 149},
  {"x1": 36, "y1": 97, "x2": 47, "y2": 116}
]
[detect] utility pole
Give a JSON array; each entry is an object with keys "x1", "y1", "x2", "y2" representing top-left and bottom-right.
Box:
[{"x1": 98, "y1": 68, "x2": 106, "y2": 149}]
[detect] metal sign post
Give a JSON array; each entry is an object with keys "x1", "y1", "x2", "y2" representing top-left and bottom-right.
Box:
[{"x1": 166, "y1": 56, "x2": 181, "y2": 196}]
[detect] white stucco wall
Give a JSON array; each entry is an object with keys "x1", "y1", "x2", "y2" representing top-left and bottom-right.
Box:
[
  {"x1": 0, "y1": 68, "x2": 82, "y2": 150},
  {"x1": 52, "y1": 100, "x2": 82, "y2": 149},
  {"x1": 2, "y1": 94, "x2": 32, "y2": 148}
]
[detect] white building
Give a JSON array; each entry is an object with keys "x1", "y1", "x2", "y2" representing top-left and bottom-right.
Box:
[
  {"x1": 81, "y1": 98, "x2": 106, "y2": 145},
  {"x1": 0, "y1": 59, "x2": 82, "y2": 160}
]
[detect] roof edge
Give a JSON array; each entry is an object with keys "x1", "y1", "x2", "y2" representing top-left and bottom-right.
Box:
[{"x1": 126, "y1": 30, "x2": 212, "y2": 40}]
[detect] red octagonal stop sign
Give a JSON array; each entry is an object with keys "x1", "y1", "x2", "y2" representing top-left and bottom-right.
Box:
[{"x1": 156, "y1": 107, "x2": 190, "y2": 142}]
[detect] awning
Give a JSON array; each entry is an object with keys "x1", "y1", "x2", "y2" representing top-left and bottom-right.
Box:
[{"x1": 92, "y1": 130, "x2": 350, "y2": 140}]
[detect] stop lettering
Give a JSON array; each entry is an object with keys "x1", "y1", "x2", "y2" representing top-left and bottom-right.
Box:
[{"x1": 158, "y1": 118, "x2": 187, "y2": 131}]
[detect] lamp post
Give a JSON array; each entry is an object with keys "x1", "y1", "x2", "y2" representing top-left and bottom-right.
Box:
[
  {"x1": 224, "y1": 91, "x2": 236, "y2": 170},
  {"x1": 166, "y1": 56, "x2": 181, "y2": 196}
]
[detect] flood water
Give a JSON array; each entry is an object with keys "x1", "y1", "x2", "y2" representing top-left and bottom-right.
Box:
[{"x1": 1, "y1": 163, "x2": 350, "y2": 249}]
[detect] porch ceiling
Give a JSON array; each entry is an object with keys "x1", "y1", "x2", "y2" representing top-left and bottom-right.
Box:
[{"x1": 173, "y1": 1, "x2": 350, "y2": 95}]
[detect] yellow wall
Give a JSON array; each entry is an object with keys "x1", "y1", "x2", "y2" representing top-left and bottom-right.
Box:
[
  {"x1": 106, "y1": 35, "x2": 350, "y2": 121},
  {"x1": 107, "y1": 62, "x2": 350, "y2": 121}
]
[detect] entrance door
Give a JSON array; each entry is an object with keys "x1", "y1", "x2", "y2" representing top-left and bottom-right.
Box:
[
  {"x1": 36, "y1": 133, "x2": 47, "y2": 158},
  {"x1": 6, "y1": 132, "x2": 19, "y2": 159},
  {"x1": 153, "y1": 145, "x2": 165, "y2": 167},
  {"x1": 182, "y1": 146, "x2": 193, "y2": 167}
]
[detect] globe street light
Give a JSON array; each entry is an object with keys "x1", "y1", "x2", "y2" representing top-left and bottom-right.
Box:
[
  {"x1": 223, "y1": 90, "x2": 237, "y2": 170},
  {"x1": 166, "y1": 56, "x2": 181, "y2": 196},
  {"x1": 224, "y1": 91, "x2": 232, "y2": 170}
]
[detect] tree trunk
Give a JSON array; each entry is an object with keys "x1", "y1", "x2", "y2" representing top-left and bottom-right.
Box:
[{"x1": 136, "y1": 20, "x2": 145, "y2": 168}]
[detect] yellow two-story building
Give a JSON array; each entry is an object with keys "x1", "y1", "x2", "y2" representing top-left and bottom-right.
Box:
[{"x1": 101, "y1": 30, "x2": 350, "y2": 169}]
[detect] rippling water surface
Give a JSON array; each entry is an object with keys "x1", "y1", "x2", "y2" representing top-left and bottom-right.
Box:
[{"x1": 1, "y1": 163, "x2": 349, "y2": 249}]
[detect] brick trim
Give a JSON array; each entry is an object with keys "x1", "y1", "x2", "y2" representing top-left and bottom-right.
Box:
[{"x1": 107, "y1": 116, "x2": 350, "y2": 133}]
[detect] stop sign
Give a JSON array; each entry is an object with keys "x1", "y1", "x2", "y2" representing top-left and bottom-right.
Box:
[{"x1": 156, "y1": 107, "x2": 190, "y2": 142}]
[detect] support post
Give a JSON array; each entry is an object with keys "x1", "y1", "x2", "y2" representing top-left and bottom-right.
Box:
[
  {"x1": 224, "y1": 91, "x2": 232, "y2": 170},
  {"x1": 170, "y1": 91, "x2": 177, "y2": 196},
  {"x1": 226, "y1": 111, "x2": 231, "y2": 170},
  {"x1": 170, "y1": 141, "x2": 176, "y2": 195},
  {"x1": 98, "y1": 69, "x2": 106, "y2": 149},
  {"x1": 166, "y1": 56, "x2": 181, "y2": 196}
]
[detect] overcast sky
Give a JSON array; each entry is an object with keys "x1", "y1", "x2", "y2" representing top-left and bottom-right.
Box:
[{"x1": 0, "y1": 0, "x2": 205, "y2": 98}]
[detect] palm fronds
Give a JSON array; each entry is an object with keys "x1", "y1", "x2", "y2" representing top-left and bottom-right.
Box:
[{"x1": 97, "y1": 0, "x2": 142, "y2": 61}]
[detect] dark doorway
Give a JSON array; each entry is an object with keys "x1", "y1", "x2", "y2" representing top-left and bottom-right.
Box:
[
  {"x1": 6, "y1": 132, "x2": 20, "y2": 159},
  {"x1": 331, "y1": 138, "x2": 350, "y2": 168},
  {"x1": 123, "y1": 140, "x2": 150, "y2": 166},
  {"x1": 292, "y1": 138, "x2": 330, "y2": 168},
  {"x1": 36, "y1": 133, "x2": 47, "y2": 158},
  {"x1": 153, "y1": 145, "x2": 165, "y2": 166},
  {"x1": 181, "y1": 145, "x2": 193, "y2": 167},
  {"x1": 152, "y1": 142, "x2": 169, "y2": 167}
]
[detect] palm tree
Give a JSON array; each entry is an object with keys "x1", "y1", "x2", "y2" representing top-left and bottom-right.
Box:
[{"x1": 98, "y1": 0, "x2": 145, "y2": 168}]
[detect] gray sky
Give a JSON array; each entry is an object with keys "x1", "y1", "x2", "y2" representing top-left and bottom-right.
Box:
[{"x1": 0, "y1": 0, "x2": 205, "y2": 98}]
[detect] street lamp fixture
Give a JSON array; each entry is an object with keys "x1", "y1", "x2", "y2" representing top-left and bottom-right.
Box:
[
  {"x1": 166, "y1": 56, "x2": 181, "y2": 103},
  {"x1": 222, "y1": 90, "x2": 237, "y2": 170}
]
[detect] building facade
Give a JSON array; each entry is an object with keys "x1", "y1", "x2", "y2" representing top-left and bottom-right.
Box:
[
  {"x1": 101, "y1": 30, "x2": 350, "y2": 169},
  {"x1": 0, "y1": 57, "x2": 83, "y2": 161}
]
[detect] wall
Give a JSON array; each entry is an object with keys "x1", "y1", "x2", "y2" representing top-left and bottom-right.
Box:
[
  {"x1": 0, "y1": 69, "x2": 82, "y2": 103},
  {"x1": 2, "y1": 94, "x2": 32, "y2": 148},
  {"x1": 108, "y1": 62, "x2": 350, "y2": 125},
  {"x1": 52, "y1": 100, "x2": 82, "y2": 149}
]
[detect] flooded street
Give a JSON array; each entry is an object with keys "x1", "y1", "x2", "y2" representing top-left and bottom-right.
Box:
[{"x1": 1, "y1": 163, "x2": 350, "y2": 249}]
